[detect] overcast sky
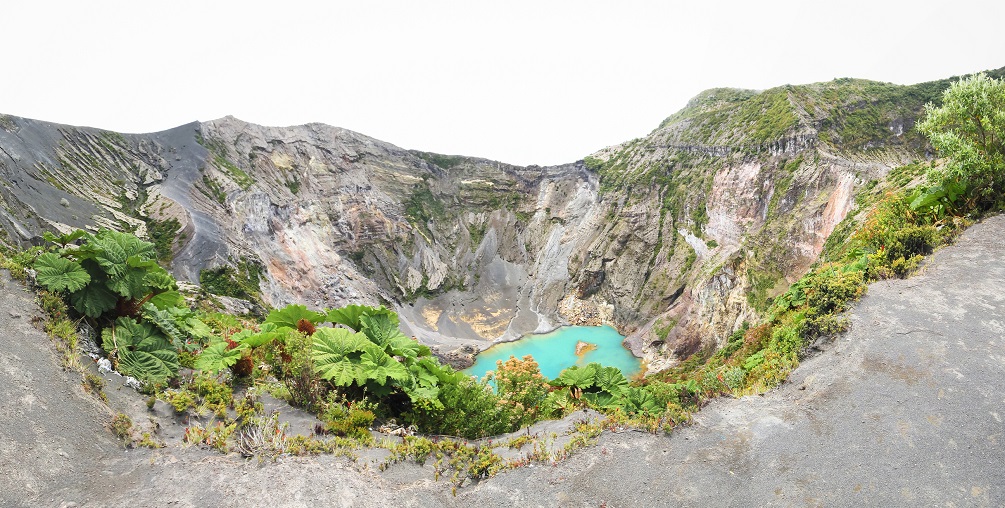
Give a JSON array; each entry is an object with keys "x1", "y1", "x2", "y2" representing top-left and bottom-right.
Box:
[{"x1": 4, "y1": 1, "x2": 1003, "y2": 165}]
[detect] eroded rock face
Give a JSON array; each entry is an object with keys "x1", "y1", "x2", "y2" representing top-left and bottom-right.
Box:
[{"x1": 0, "y1": 73, "x2": 930, "y2": 370}]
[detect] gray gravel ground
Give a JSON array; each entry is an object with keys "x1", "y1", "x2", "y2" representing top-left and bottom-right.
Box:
[{"x1": 2, "y1": 215, "x2": 1003, "y2": 507}]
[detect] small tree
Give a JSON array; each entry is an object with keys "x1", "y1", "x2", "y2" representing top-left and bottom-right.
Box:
[{"x1": 917, "y1": 73, "x2": 1005, "y2": 210}]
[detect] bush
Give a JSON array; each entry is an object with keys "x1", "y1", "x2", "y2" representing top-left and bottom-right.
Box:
[
  {"x1": 34, "y1": 229, "x2": 176, "y2": 319},
  {"x1": 110, "y1": 413, "x2": 133, "y2": 443},
  {"x1": 406, "y1": 376, "x2": 516, "y2": 438},
  {"x1": 889, "y1": 255, "x2": 923, "y2": 277},
  {"x1": 803, "y1": 267, "x2": 865, "y2": 317},
  {"x1": 189, "y1": 374, "x2": 234, "y2": 418},
  {"x1": 319, "y1": 394, "x2": 375, "y2": 442},
  {"x1": 885, "y1": 225, "x2": 939, "y2": 261},
  {"x1": 493, "y1": 355, "x2": 554, "y2": 427},
  {"x1": 279, "y1": 330, "x2": 328, "y2": 412},
  {"x1": 917, "y1": 73, "x2": 1005, "y2": 211},
  {"x1": 721, "y1": 366, "x2": 747, "y2": 391}
]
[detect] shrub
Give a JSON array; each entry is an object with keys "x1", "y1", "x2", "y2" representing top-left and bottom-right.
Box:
[
  {"x1": 889, "y1": 255, "x2": 923, "y2": 277},
  {"x1": 189, "y1": 374, "x2": 234, "y2": 418},
  {"x1": 319, "y1": 394, "x2": 375, "y2": 442},
  {"x1": 493, "y1": 355, "x2": 553, "y2": 427},
  {"x1": 917, "y1": 73, "x2": 1005, "y2": 211},
  {"x1": 884, "y1": 225, "x2": 939, "y2": 261},
  {"x1": 280, "y1": 330, "x2": 328, "y2": 412},
  {"x1": 803, "y1": 267, "x2": 865, "y2": 317},
  {"x1": 406, "y1": 376, "x2": 515, "y2": 438},
  {"x1": 110, "y1": 413, "x2": 133, "y2": 443},
  {"x1": 184, "y1": 421, "x2": 236, "y2": 452},
  {"x1": 143, "y1": 216, "x2": 182, "y2": 263},
  {"x1": 166, "y1": 389, "x2": 197, "y2": 414},
  {"x1": 721, "y1": 366, "x2": 747, "y2": 391}
]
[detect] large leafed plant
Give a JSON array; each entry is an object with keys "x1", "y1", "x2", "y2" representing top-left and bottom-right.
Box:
[
  {"x1": 34, "y1": 229, "x2": 195, "y2": 383},
  {"x1": 34, "y1": 229, "x2": 176, "y2": 318},
  {"x1": 101, "y1": 317, "x2": 179, "y2": 383},
  {"x1": 312, "y1": 304, "x2": 442, "y2": 408}
]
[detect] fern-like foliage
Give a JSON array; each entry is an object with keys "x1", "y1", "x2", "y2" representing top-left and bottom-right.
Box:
[
  {"x1": 141, "y1": 303, "x2": 186, "y2": 349},
  {"x1": 101, "y1": 317, "x2": 179, "y2": 383},
  {"x1": 35, "y1": 229, "x2": 177, "y2": 318},
  {"x1": 327, "y1": 304, "x2": 397, "y2": 331},
  {"x1": 264, "y1": 304, "x2": 325, "y2": 331},
  {"x1": 42, "y1": 229, "x2": 86, "y2": 248},
  {"x1": 194, "y1": 340, "x2": 247, "y2": 373},
  {"x1": 34, "y1": 253, "x2": 90, "y2": 293},
  {"x1": 141, "y1": 303, "x2": 213, "y2": 351},
  {"x1": 594, "y1": 366, "x2": 629, "y2": 396},
  {"x1": 314, "y1": 304, "x2": 451, "y2": 412},
  {"x1": 360, "y1": 349, "x2": 409, "y2": 386},
  {"x1": 554, "y1": 362, "x2": 659, "y2": 415},
  {"x1": 85, "y1": 230, "x2": 156, "y2": 278},
  {"x1": 68, "y1": 282, "x2": 118, "y2": 318},
  {"x1": 581, "y1": 391, "x2": 618, "y2": 408},
  {"x1": 148, "y1": 290, "x2": 184, "y2": 310},
  {"x1": 237, "y1": 322, "x2": 289, "y2": 348},
  {"x1": 312, "y1": 328, "x2": 375, "y2": 386},
  {"x1": 552, "y1": 364, "x2": 599, "y2": 389},
  {"x1": 618, "y1": 386, "x2": 661, "y2": 415},
  {"x1": 402, "y1": 356, "x2": 453, "y2": 409}
]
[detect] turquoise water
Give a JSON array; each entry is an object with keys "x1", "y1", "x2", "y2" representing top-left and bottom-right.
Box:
[{"x1": 462, "y1": 325, "x2": 642, "y2": 381}]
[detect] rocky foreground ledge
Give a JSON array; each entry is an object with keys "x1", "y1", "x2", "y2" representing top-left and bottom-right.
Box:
[{"x1": 2, "y1": 216, "x2": 1004, "y2": 507}]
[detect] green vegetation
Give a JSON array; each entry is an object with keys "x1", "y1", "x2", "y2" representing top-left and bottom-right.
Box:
[
  {"x1": 654, "y1": 191, "x2": 959, "y2": 395},
  {"x1": 31, "y1": 229, "x2": 196, "y2": 383},
  {"x1": 742, "y1": 89, "x2": 800, "y2": 143},
  {"x1": 18, "y1": 225, "x2": 701, "y2": 469},
  {"x1": 198, "y1": 131, "x2": 255, "y2": 190},
  {"x1": 652, "y1": 318, "x2": 677, "y2": 341},
  {"x1": 659, "y1": 192, "x2": 932, "y2": 390},
  {"x1": 655, "y1": 87, "x2": 797, "y2": 145},
  {"x1": 652, "y1": 74, "x2": 1005, "y2": 403},
  {"x1": 214, "y1": 155, "x2": 255, "y2": 190},
  {"x1": 101, "y1": 317, "x2": 179, "y2": 383},
  {"x1": 412, "y1": 151, "x2": 465, "y2": 170},
  {"x1": 466, "y1": 222, "x2": 488, "y2": 249},
  {"x1": 143, "y1": 216, "x2": 182, "y2": 264},
  {"x1": 110, "y1": 413, "x2": 133, "y2": 443},
  {"x1": 917, "y1": 73, "x2": 1005, "y2": 212},
  {"x1": 0, "y1": 247, "x2": 107, "y2": 402},
  {"x1": 199, "y1": 258, "x2": 263, "y2": 303},
  {"x1": 4, "y1": 71, "x2": 1003, "y2": 488},
  {"x1": 33, "y1": 229, "x2": 175, "y2": 319},
  {"x1": 200, "y1": 175, "x2": 227, "y2": 204},
  {"x1": 404, "y1": 181, "x2": 446, "y2": 227},
  {"x1": 797, "y1": 70, "x2": 1005, "y2": 151}
]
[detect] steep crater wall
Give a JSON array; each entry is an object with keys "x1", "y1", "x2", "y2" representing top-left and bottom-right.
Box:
[{"x1": 0, "y1": 68, "x2": 962, "y2": 370}]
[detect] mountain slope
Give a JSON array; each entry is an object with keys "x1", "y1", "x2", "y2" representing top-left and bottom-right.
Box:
[
  {"x1": 578, "y1": 68, "x2": 1004, "y2": 368},
  {"x1": 0, "y1": 68, "x2": 1000, "y2": 369}
]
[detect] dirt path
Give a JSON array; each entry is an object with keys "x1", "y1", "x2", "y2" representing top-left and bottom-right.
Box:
[
  {"x1": 0, "y1": 270, "x2": 121, "y2": 506},
  {"x1": 2, "y1": 215, "x2": 1003, "y2": 507}
]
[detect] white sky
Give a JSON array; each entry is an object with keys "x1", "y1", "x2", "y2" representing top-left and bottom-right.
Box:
[{"x1": 4, "y1": 1, "x2": 1004, "y2": 166}]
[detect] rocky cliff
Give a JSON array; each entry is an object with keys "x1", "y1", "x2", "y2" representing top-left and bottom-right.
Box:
[{"x1": 1, "y1": 69, "x2": 998, "y2": 369}]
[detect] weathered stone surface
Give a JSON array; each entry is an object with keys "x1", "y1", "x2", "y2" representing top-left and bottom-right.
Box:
[{"x1": 0, "y1": 97, "x2": 924, "y2": 370}]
